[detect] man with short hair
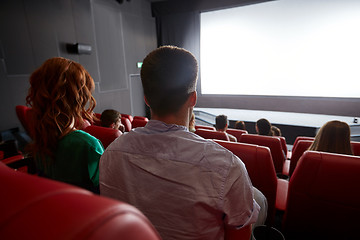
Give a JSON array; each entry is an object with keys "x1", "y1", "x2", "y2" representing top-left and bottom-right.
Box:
[
  {"x1": 100, "y1": 109, "x2": 125, "y2": 132},
  {"x1": 100, "y1": 46, "x2": 263, "y2": 240},
  {"x1": 256, "y1": 118, "x2": 272, "y2": 136},
  {"x1": 215, "y1": 114, "x2": 237, "y2": 142}
]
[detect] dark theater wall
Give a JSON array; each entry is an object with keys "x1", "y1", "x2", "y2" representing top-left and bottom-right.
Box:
[{"x1": 0, "y1": 0, "x2": 156, "y2": 131}]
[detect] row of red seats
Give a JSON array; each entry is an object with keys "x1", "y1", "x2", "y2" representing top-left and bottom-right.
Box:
[
  {"x1": 0, "y1": 162, "x2": 161, "y2": 240},
  {"x1": 213, "y1": 139, "x2": 360, "y2": 239},
  {"x1": 195, "y1": 125, "x2": 360, "y2": 177},
  {"x1": 15, "y1": 105, "x2": 149, "y2": 149},
  {"x1": 0, "y1": 159, "x2": 253, "y2": 239},
  {"x1": 195, "y1": 126, "x2": 286, "y2": 173}
]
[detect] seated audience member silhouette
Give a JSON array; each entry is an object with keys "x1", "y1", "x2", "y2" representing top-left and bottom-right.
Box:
[
  {"x1": 188, "y1": 112, "x2": 196, "y2": 132},
  {"x1": 308, "y1": 120, "x2": 353, "y2": 155},
  {"x1": 215, "y1": 114, "x2": 237, "y2": 142},
  {"x1": 235, "y1": 120, "x2": 246, "y2": 130},
  {"x1": 100, "y1": 46, "x2": 266, "y2": 239},
  {"x1": 256, "y1": 118, "x2": 272, "y2": 136},
  {"x1": 26, "y1": 57, "x2": 104, "y2": 193},
  {"x1": 100, "y1": 109, "x2": 125, "y2": 133},
  {"x1": 271, "y1": 125, "x2": 282, "y2": 136}
]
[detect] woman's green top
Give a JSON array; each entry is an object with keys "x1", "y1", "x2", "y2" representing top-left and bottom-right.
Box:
[{"x1": 36, "y1": 130, "x2": 104, "y2": 193}]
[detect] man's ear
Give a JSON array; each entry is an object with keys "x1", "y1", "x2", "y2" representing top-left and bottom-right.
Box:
[
  {"x1": 110, "y1": 123, "x2": 115, "y2": 129},
  {"x1": 188, "y1": 91, "x2": 197, "y2": 107},
  {"x1": 144, "y1": 96, "x2": 150, "y2": 107}
]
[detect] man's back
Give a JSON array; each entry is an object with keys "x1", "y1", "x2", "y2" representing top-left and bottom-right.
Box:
[{"x1": 100, "y1": 120, "x2": 259, "y2": 240}]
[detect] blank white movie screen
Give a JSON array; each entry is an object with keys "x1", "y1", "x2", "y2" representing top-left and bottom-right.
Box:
[{"x1": 200, "y1": 0, "x2": 360, "y2": 98}]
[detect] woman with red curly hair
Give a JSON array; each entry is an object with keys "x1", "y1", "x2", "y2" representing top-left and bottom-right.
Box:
[{"x1": 26, "y1": 57, "x2": 104, "y2": 193}]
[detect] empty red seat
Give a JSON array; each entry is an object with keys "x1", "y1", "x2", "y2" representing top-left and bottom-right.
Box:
[
  {"x1": 288, "y1": 140, "x2": 313, "y2": 177},
  {"x1": 226, "y1": 128, "x2": 248, "y2": 141},
  {"x1": 92, "y1": 112, "x2": 102, "y2": 126},
  {"x1": 15, "y1": 105, "x2": 35, "y2": 138},
  {"x1": 214, "y1": 140, "x2": 277, "y2": 225},
  {"x1": 195, "y1": 125, "x2": 216, "y2": 131},
  {"x1": 133, "y1": 116, "x2": 149, "y2": 121},
  {"x1": 131, "y1": 118, "x2": 149, "y2": 128},
  {"x1": 283, "y1": 151, "x2": 360, "y2": 239},
  {"x1": 239, "y1": 134, "x2": 286, "y2": 173},
  {"x1": 278, "y1": 136, "x2": 288, "y2": 155},
  {"x1": 0, "y1": 162, "x2": 161, "y2": 240},
  {"x1": 292, "y1": 136, "x2": 314, "y2": 150},
  {"x1": 121, "y1": 117, "x2": 132, "y2": 132},
  {"x1": 195, "y1": 129, "x2": 229, "y2": 141},
  {"x1": 83, "y1": 125, "x2": 122, "y2": 149},
  {"x1": 121, "y1": 113, "x2": 134, "y2": 122},
  {"x1": 351, "y1": 141, "x2": 360, "y2": 156}
]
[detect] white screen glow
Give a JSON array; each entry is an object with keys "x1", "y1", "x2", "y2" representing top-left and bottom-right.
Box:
[{"x1": 200, "y1": 0, "x2": 360, "y2": 98}]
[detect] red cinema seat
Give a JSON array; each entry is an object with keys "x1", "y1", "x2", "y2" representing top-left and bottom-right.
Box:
[
  {"x1": 15, "y1": 105, "x2": 35, "y2": 138},
  {"x1": 195, "y1": 129, "x2": 230, "y2": 141},
  {"x1": 226, "y1": 128, "x2": 248, "y2": 141},
  {"x1": 1, "y1": 154, "x2": 27, "y2": 173},
  {"x1": 214, "y1": 140, "x2": 277, "y2": 225},
  {"x1": 92, "y1": 112, "x2": 102, "y2": 126},
  {"x1": 351, "y1": 141, "x2": 360, "y2": 156},
  {"x1": 133, "y1": 116, "x2": 148, "y2": 121},
  {"x1": 239, "y1": 134, "x2": 286, "y2": 173},
  {"x1": 84, "y1": 125, "x2": 122, "y2": 149},
  {"x1": 292, "y1": 136, "x2": 314, "y2": 150},
  {"x1": 0, "y1": 162, "x2": 161, "y2": 240},
  {"x1": 132, "y1": 118, "x2": 149, "y2": 128},
  {"x1": 195, "y1": 125, "x2": 216, "y2": 131},
  {"x1": 283, "y1": 151, "x2": 360, "y2": 240},
  {"x1": 278, "y1": 137, "x2": 288, "y2": 155},
  {"x1": 121, "y1": 117, "x2": 132, "y2": 132},
  {"x1": 76, "y1": 118, "x2": 91, "y2": 130},
  {"x1": 288, "y1": 140, "x2": 313, "y2": 177},
  {"x1": 121, "y1": 113, "x2": 133, "y2": 123}
]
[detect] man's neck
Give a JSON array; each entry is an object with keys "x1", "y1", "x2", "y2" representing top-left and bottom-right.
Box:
[
  {"x1": 151, "y1": 107, "x2": 191, "y2": 128},
  {"x1": 151, "y1": 114, "x2": 188, "y2": 127}
]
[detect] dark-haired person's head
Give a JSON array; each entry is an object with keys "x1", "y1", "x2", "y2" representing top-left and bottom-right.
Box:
[
  {"x1": 309, "y1": 120, "x2": 353, "y2": 155},
  {"x1": 235, "y1": 121, "x2": 246, "y2": 130},
  {"x1": 140, "y1": 46, "x2": 198, "y2": 118},
  {"x1": 101, "y1": 109, "x2": 121, "y2": 129},
  {"x1": 215, "y1": 115, "x2": 228, "y2": 131},
  {"x1": 271, "y1": 125, "x2": 281, "y2": 136},
  {"x1": 256, "y1": 118, "x2": 272, "y2": 136}
]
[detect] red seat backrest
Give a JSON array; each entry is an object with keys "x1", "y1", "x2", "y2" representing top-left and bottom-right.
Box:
[
  {"x1": 195, "y1": 125, "x2": 216, "y2": 131},
  {"x1": 0, "y1": 162, "x2": 161, "y2": 240},
  {"x1": 351, "y1": 141, "x2": 360, "y2": 156},
  {"x1": 131, "y1": 118, "x2": 149, "y2": 128},
  {"x1": 195, "y1": 129, "x2": 230, "y2": 141},
  {"x1": 121, "y1": 117, "x2": 132, "y2": 132},
  {"x1": 121, "y1": 114, "x2": 133, "y2": 122},
  {"x1": 226, "y1": 128, "x2": 248, "y2": 141},
  {"x1": 84, "y1": 125, "x2": 122, "y2": 149},
  {"x1": 214, "y1": 140, "x2": 277, "y2": 225},
  {"x1": 290, "y1": 138, "x2": 359, "y2": 176},
  {"x1": 133, "y1": 116, "x2": 149, "y2": 121},
  {"x1": 283, "y1": 151, "x2": 360, "y2": 239},
  {"x1": 278, "y1": 136, "x2": 288, "y2": 154},
  {"x1": 292, "y1": 136, "x2": 314, "y2": 150},
  {"x1": 289, "y1": 140, "x2": 313, "y2": 177},
  {"x1": 239, "y1": 134, "x2": 286, "y2": 173},
  {"x1": 15, "y1": 105, "x2": 35, "y2": 138},
  {"x1": 92, "y1": 113, "x2": 102, "y2": 126}
]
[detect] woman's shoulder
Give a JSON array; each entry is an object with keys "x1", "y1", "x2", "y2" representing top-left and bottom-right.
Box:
[{"x1": 63, "y1": 130, "x2": 102, "y2": 146}]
